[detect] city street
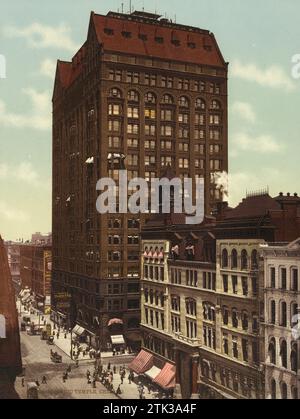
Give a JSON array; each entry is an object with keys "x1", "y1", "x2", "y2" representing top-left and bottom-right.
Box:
[
  {"x1": 15, "y1": 303, "x2": 163, "y2": 400},
  {"x1": 15, "y1": 328, "x2": 118, "y2": 400}
]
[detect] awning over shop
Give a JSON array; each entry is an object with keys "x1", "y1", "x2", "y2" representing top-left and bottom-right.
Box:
[
  {"x1": 145, "y1": 366, "x2": 161, "y2": 380},
  {"x1": 128, "y1": 350, "x2": 154, "y2": 374},
  {"x1": 108, "y1": 318, "x2": 124, "y2": 327},
  {"x1": 72, "y1": 325, "x2": 85, "y2": 336},
  {"x1": 153, "y1": 362, "x2": 176, "y2": 389},
  {"x1": 111, "y1": 335, "x2": 125, "y2": 345}
]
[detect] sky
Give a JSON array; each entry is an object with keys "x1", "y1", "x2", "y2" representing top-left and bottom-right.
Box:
[{"x1": 0, "y1": 0, "x2": 300, "y2": 241}]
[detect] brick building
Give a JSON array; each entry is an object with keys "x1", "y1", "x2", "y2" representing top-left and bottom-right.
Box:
[
  {"x1": 4, "y1": 242, "x2": 21, "y2": 293},
  {"x1": 20, "y1": 245, "x2": 52, "y2": 314},
  {"x1": 0, "y1": 236, "x2": 22, "y2": 399},
  {"x1": 52, "y1": 10, "x2": 228, "y2": 349}
]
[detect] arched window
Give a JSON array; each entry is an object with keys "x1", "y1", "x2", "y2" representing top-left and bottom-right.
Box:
[
  {"x1": 231, "y1": 249, "x2": 238, "y2": 269},
  {"x1": 280, "y1": 301, "x2": 287, "y2": 327},
  {"x1": 271, "y1": 379, "x2": 277, "y2": 399},
  {"x1": 280, "y1": 340, "x2": 288, "y2": 368},
  {"x1": 145, "y1": 92, "x2": 156, "y2": 104},
  {"x1": 241, "y1": 250, "x2": 248, "y2": 270},
  {"x1": 251, "y1": 250, "x2": 258, "y2": 269},
  {"x1": 128, "y1": 90, "x2": 139, "y2": 102},
  {"x1": 268, "y1": 338, "x2": 276, "y2": 365},
  {"x1": 109, "y1": 87, "x2": 122, "y2": 98},
  {"x1": 210, "y1": 100, "x2": 221, "y2": 110},
  {"x1": 270, "y1": 300, "x2": 276, "y2": 324},
  {"x1": 0, "y1": 314, "x2": 6, "y2": 338},
  {"x1": 179, "y1": 96, "x2": 189, "y2": 107},
  {"x1": 221, "y1": 249, "x2": 228, "y2": 268},
  {"x1": 281, "y1": 382, "x2": 288, "y2": 400},
  {"x1": 195, "y1": 98, "x2": 206, "y2": 110},
  {"x1": 161, "y1": 94, "x2": 174, "y2": 105},
  {"x1": 291, "y1": 343, "x2": 297, "y2": 372}
]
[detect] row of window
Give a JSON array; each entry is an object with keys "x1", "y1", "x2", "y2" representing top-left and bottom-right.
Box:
[
  {"x1": 108, "y1": 71, "x2": 222, "y2": 94},
  {"x1": 268, "y1": 338, "x2": 297, "y2": 372},
  {"x1": 170, "y1": 268, "x2": 217, "y2": 290},
  {"x1": 110, "y1": 138, "x2": 222, "y2": 151},
  {"x1": 268, "y1": 299, "x2": 298, "y2": 327},
  {"x1": 108, "y1": 119, "x2": 222, "y2": 140},
  {"x1": 268, "y1": 266, "x2": 299, "y2": 291},
  {"x1": 221, "y1": 248, "x2": 258, "y2": 271},
  {"x1": 223, "y1": 334, "x2": 259, "y2": 364},
  {"x1": 222, "y1": 275, "x2": 257, "y2": 296},
  {"x1": 109, "y1": 88, "x2": 222, "y2": 109},
  {"x1": 109, "y1": 104, "x2": 221, "y2": 124}
]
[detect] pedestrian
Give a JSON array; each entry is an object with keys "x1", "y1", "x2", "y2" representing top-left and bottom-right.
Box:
[
  {"x1": 75, "y1": 360, "x2": 79, "y2": 368},
  {"x1": 87, "y1": 377, "x2": 91, "y2": 385},
  {"x1": 93, "y1": 379, "x2": 96, "y2": 389},
  {"x1": 21, "y1": 378, "x2": 25, "y2": 387},
  {"x1": 63, "y1": 375, "x2": 66, "y2": 383},
  {"x1": 64, "y1": 333, "x2": 67, "y2": 339},
  {"x1": 86, "y1": 370, "x2": 91, "y2": 379},
  {"x1": 108, "y1": 362, "x2": 111, "y2": 370},
  {"x1": 113, "y1": 348, "x2": 116, "y2": 357},
  {"x1": 116, "y1": 385, "x2": 122, "y2": 396},
  {"x1": 35, "y1": 380, "x2": 40, "y2": 387},
  {"x1": 67, "y1": 365, "x2": 72, "y2": 374},
  {"x1": 113, "y1": 366, "x2": 117, "y2": 374},
  {"x1": 121, "y1": 376, "x2": 124, "y2": 385},
  {"x1": 42, "y1": 376, "x2": 47, "y2": 384}
]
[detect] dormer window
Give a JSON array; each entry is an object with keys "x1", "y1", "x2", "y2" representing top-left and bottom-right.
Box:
[
  {"x1": 104, "y1": 28, "x2": 114, "y2": 35},
  {"x1": 172, "y1": 39, "x2": 180, "y2": 46},
  {"x1": 139, "y1": 34, "x2": 148, "y2": 41},
  {"x1": 155, "y1": 37, "x2": 164, "y2": 44},
  {"x1": 188, "y1": 42, "x2": 196, "y2": 49},
  {"x1": 122, "y1": 31, "x2": 132, "y2": 38}
]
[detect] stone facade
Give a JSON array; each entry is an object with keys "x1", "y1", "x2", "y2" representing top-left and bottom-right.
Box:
[{"x1": 262, "y1": 239, "x2": 300, "y2": 399}]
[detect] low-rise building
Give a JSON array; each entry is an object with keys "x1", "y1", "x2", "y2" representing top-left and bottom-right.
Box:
[{"x1": 134, "y1": 191, "x2": 300, "y2": 399}]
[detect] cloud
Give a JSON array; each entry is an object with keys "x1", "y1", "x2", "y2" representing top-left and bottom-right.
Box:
[
  {"x1": 0, "y1": 201, "x2": 29, "y2": 222},
  {"x1": 227, "y1": 169, "x2": 283, "y2": 207},
  {"x1": 14, "y1": 162, "x2": 40, "y2": 186},
  {"x1": 0, "y1": 164, "x2": 8, "y2": 179},
  {"x1": 232, "y1": 132, "x2": 283, "y2": 154},
  {"x1": 0, "y1": 162, "x2": 42, "y2": 187},
  {"x1": 231, "y1": 101, "x2": 256, "y2": 123},
  {"x1": 4, "y1": 22, "x2": 78, "y2": 52},
  {"x1": 40, "y1": 58, "x2": 56, "y2": 79},
  {"x1": 0, "y1": 88, "x2": 51, "y2": 131},
  {"x1": 231, "y1": 59, "x2": 296, "y2": 92}
]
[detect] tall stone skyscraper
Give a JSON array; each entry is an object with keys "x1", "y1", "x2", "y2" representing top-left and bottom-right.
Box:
[{"x1": 0, "y1": 235, "x2": 22, "y2": 399}]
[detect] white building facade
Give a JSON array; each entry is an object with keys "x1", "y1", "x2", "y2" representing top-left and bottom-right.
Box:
[{"x1": 262, "y1": 239, "x2": 300, "y2": 399}]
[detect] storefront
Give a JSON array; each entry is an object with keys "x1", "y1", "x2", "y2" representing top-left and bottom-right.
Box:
[
  {"x1": 129, "y1": 349, "x2": 176, "y2": 394},
  {"x1": 111, "y1": 335, "x2": 126, "y2": 352}
]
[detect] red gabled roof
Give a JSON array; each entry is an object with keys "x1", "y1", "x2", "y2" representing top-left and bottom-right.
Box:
[
  {"x1": 56, "y1": 61, "x2": 72, "y2": 88},
  {"x1": 55, "y1": 11, "x2": 227, "y2": 92},
  {"x1": 92, "y1": 12, "x2": 226, "y2": 67}
]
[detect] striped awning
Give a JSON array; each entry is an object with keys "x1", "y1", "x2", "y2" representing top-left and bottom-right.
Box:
[
  {"x1": 128, "y1": 350, "x2": 154, "y2": 375},
  {"x1": 145, "y1": 365, "x2": 161, "y2": 380},
  {"x1": 153, "y1": 362, "x2": 176, "y2": 390},
  {"x1": 72, "y1": 325, "x2": 85, "y2": 336}
]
